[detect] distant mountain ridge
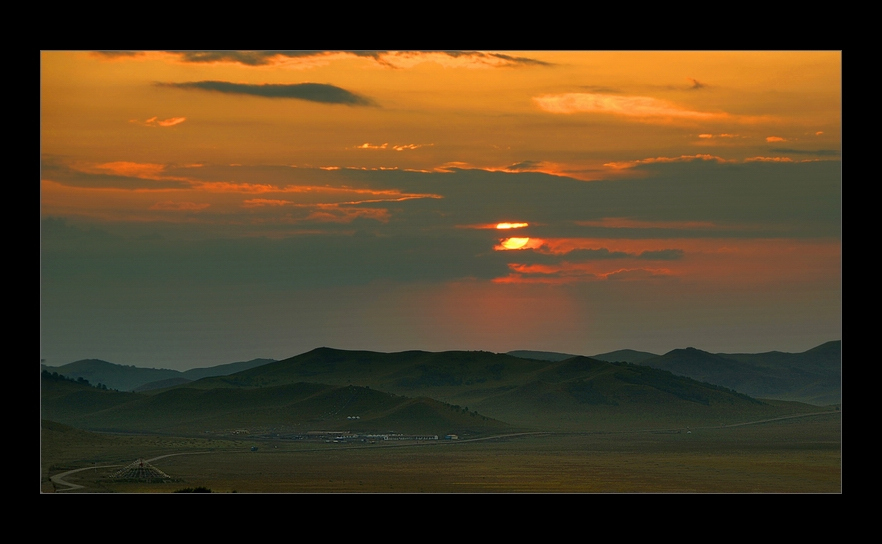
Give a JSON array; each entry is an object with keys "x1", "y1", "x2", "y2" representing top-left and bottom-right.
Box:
[
  {"x1": 638, "y1": 341, "x2": 841, "y2": 405},
  {"x1": 43, "y1": 341, "x2": 840, "y2": 405},
  {"x1": 510, "y1": 341, "x2": 840, "y2": 404},
  {"x1": 508, "y1": 349, "x2": 658, "y2": 364},
  {"x1": 41, "y1": 358, "x2": 276, "y2": 392}
]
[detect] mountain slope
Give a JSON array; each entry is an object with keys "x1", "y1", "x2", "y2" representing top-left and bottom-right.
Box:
[
  {"x1": 42, "y1": 357, "x2": 276, "y2": 392},
  {"x1": 159, "y1": 348, "x2": 827, "y2": 432},
  {"x1": 41, "y1": 371, "x2": 506, "y2": 436},
  {"x1": 636, "y1": 342, "x2": 841, "y2": 404}
]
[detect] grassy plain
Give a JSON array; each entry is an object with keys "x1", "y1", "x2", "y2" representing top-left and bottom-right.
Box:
[{"x1": 42, "y1": 412, "x2": 840, "y2": 493}]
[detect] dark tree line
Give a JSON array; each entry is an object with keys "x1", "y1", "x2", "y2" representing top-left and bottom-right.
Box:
[{"x1": 41, "y1": 369, "x2": 111, "y2": 390}]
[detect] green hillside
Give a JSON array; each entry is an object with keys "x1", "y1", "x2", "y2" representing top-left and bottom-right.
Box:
[
  {"x1": 41, "y1": 370, "x2": 507, "y2": 437},
  {"x1": 43, "y1": 347, "x2": 834, "y2": 436},
  {"x1": 156, "y1": 348, "x2": 828, "y2": 432}
]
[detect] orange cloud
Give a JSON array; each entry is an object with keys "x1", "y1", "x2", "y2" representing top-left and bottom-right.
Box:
[
  {"x1": 766, "y1": 136, "x2": 786, "y2": 142},
  {"x1": 242, "y1": 199, "x2": 290, "y2": 207},
  {"x1": 91, "y1": 161, "x2": 168, "y2": 178},
  {"x1": 604, "y1": 154, "x2": 732, "y2": 170},
  {"x1": 744, "y1": 156, "x2": 794, "y2": 163},
  {"x1": 458, "y1": 222, "x2": 530, "y2": 230},
  {"x1": 130, "y1": 116, "x2": 187, "y2": 127},
  {"x1": 533, "y1": 93, "x2": 728, "y2": 121},
  {"x1": 157, "y1": 117, "x2": 187, "y2": 127},
  {"x1": 576, "y1": 218, "x2": 719, "y2": 230},
  {"x1": 305, "y1": 205, "x2": 390, "y2": 223},
  {"x1": 149, "y1": 201, "x2": 210, "y2": 211},
  {"x1": 491, "y1": 237, "x2": 840, "y2": 288},
  {"x1": 392, "y1": 144, "x2": 431, "y2": 151},
  {"x1": 355, "y1": 143, "x2": 431, "y2": 152}
]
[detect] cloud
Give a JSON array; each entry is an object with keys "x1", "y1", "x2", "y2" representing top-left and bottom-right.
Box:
[
  {"x1": 771, "y1": 147, "x2": 840, "y2": 157},
  {"x1": 638, "y1": 249, "x2": 684, "y2": 260},
  {"x1": 502, "y1": 243, "x2": 684, "y2": 262},
  {"x1": 744, "y1": 156, "x2": 795, "y2": 163},
  {"x1": 766, "y1": 136, "x2": 786, "y2": 142},
  {"x1": 604, "y1": 154, "x2": 732, "y2": 170},
  {"x1": 99, "y1": 50, "x2": 550, "y2": 69},
  {"x1": 371, "y1": 51, "x2": 550, "y2": 69},
  {"x1": 354, "y1": 143, "x2": 431, "y2": 151},
  {"x1": 505, "y1": 160, "x2": 547, "y2": 171},
  {"x1": 533, "y1": 93, "x2": 727, "y2": 121},
  {"x1": 392, "y1": 144, "x2": 430, "y2": 151},
  {"x1": 575, "y1": 218, "x2": 719, "y2": 230},
  {"x1": 162, "y1": 81, "x2": 375, "y2": 106},
  {"x1": 605, "y1": 268, "x2": 669, "y2": 280},
  {"x1": 131, "y1": 116, "x2": 187, "y2": 127},
  {"x1": 92, "y1": 161, "x2": 168, "y2": 179},
  {"x1": 149, "y1": 201, "x2": 210, "y2": 211}
]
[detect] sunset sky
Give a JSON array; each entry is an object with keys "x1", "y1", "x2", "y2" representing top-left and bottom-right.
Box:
[{"x1": 40, "y1": 51, "x2": 841, "y2": 370}]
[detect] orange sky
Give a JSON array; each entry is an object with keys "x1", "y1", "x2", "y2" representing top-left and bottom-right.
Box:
[{"x1": 40, "y1": 51, "x2": 841, "y2": 369}]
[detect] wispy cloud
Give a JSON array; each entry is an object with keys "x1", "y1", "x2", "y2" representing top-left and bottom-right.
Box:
[
  {"x1": 161, "y1": 81, "x2": 375, "y2": 106},
  {"x1": 766, "y1": 136, "x2": 787, "y2": 142},
  {"x1": 504, "y1": 160, "x2": 547, "y2": 171},
  {"x1": 365, "y1": 51, "x2": 551, "y2": 69},
  {"x1": 131, "y1": 116, "x2": 187, "y2": 127},
  {"x1": 576, "y1": 218, "x2": 719, "y2": 230},
  {"x1": 744, "y1": 156, "x2": 795, "y2": 162},
  {"x1": 354, "y1": 142, "x2": 432, "y2": 151},
  {"x1": 533, "y1": 93, "x2": 728, "y2": 121},
  {"x1": 149, "y1": 201, "x2": 210, "y2": 211},
  {"x1": 97, "y1": 50, "x2": 550, "y2": 69},
  {"x1": 88, "y1": 161, "x2": 171, "y2": 179},
  {"x1": 770, "y1": 147, "x2": 840, "y2": 157},
  {"x1": 604, "y1": 154, "x2": 732, "y2": 170},
  {"x1": 697, "y1": 133, "x2": 738, "y2": 139}
]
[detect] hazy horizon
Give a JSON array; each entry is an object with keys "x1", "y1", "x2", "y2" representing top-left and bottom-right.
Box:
[{"x1": 41, "y1": 51, "x2": 841, "y2": 372}]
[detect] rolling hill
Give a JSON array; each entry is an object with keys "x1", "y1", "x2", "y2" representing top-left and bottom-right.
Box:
[
  {"x1": 41, "y1": 358, "x2": 276, "y2": 392},
  {"x1": 635, "y1": 341, "x2": 841, "y2": 404},
  {"x1": 41, "y1": 374, "x2": 506, "y2": 437},
  {"x1": 42, "y1": 344, "x2": 839, "y2": 436}
]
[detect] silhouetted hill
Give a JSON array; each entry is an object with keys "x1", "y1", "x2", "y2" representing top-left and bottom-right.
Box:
[
  {"x1": 636, "y1": 342, "x2": 841, "y2": 404},
  {"x1": 43, "y1": 345, "x2": 837, "y2": 435},
  {"x1": 508, "y1": 348, "x2": 665, "y2": 364},
  {"x1": 181, "y1": 358, "x2": 276, "y2": 381},
  {"x1": 590, "y1": 349, "x2": 659, "y2": 364},
  {"x1": 133, "y1": 377, "x2": 193, "y2": 392},
  {"x1": 41, "y1": 360, "x2": 179, "y2": 391},
  {"x1": 40, "y1": 374, "x2": 507, "y2": 436},
  {"x1": 41, "y1": 357, "x2": 276, "y2": 392},
  {"x1": 506, "y1": 350, "x2": 579, "y2": 362},
  {"x1": 158, "y1": 348, "x2": 827, "y2": 432}
]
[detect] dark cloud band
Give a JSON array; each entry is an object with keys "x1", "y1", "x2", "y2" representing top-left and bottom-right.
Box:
[{"x1": 162, "y1": 81, "x2": 375, "y2": 106}]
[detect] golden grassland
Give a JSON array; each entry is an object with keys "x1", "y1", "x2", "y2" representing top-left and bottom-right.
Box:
[{"x1": 42, "y1": 413, "x2": 840, "y2": 493}]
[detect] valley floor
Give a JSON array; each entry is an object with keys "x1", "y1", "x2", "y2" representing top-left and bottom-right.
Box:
[{"x1": 42, "y1": 412, "x2": 841, "y2": 493}]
